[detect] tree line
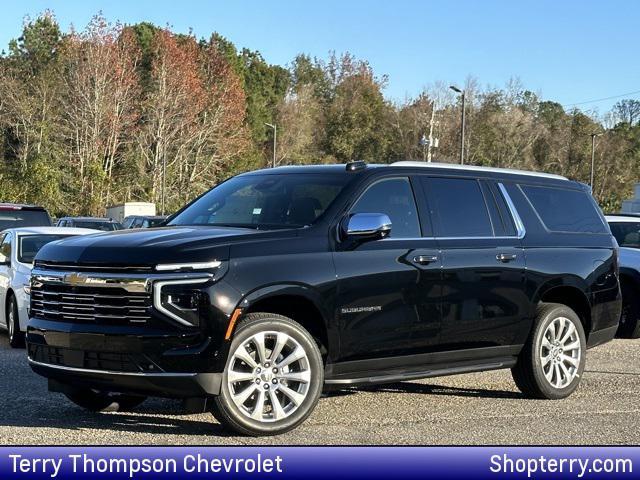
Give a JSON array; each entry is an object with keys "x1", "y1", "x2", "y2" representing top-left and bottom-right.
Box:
[{"x1": 1, "y1": 11, "x2": 639, "y2": 216}]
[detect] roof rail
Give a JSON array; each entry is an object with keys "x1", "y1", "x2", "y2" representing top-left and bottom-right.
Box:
[{"x1": 390, "y1": 161, "x2": 568, "y2": 181}]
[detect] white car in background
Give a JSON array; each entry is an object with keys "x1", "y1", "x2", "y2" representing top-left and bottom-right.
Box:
[
  {"x1": 0, "y1": 226, "x2": 99, "y2": 347},
  {"x1": 606, "y1": 214, "x2": 640, "y2": 338}
]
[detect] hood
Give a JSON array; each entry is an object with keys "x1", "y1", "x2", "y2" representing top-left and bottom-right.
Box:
[{"x1": 34, "y1": 226, "x2": 292, "y2": 268}]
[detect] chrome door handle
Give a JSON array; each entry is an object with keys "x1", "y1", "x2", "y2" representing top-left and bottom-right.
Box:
[
  {"x1": 413, "y1": 255, "x2": 439, "y2": 265},
  {"x1": 496, "y1": 253, "x2": 517, "y2": 263}
]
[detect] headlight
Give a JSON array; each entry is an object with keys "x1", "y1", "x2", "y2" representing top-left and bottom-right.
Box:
[
  {"x1": 153, "y1": 278, "x2": 210, "y2": 327},
  {"x1": 23, "y1": 285, "x2": 31, "y2": 295}
]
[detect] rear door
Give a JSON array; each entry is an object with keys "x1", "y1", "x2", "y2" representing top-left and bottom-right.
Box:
[{"x1": 420, "y1": 176, "x2": 528, "y2": 351}]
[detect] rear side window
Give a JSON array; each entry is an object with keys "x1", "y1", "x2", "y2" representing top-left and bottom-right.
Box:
[
  {"x1": 422, "y1": 177, "x2": 493, "y2": 237},
  {"x1": 0, "y1": 209, "x2": 51, "y2": 230},
  {"x1": 521, "y1": 185, "x2": 607, "y2": 233}
]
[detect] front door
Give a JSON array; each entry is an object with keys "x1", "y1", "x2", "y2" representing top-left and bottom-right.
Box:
[{"x1": 333, "y1": 176, "x2": 441, "y2": 364}]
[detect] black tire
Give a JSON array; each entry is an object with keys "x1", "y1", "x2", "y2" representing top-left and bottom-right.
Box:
[
  {"x1": 7, "y1": 294, "x2": 25, "y2": 348},
  {"x1": 512, "y1": 302, "x2": 586, "y2": 399},
  {"x1": 617, "y1": 280, "x2": 640, "y2": 339},
  {"x1": 64, "y1": 389, "x2": 147, "y2": 412},
  {"x1": 211, "y1": 312, "x2": 323, "y2": 436}
]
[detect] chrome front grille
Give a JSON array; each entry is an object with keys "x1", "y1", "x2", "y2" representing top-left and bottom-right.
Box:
[{"x1": 30, "y1": 270, "x2": 152, "y2": 325}]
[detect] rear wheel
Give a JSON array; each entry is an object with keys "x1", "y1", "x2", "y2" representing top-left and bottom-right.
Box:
[
  {"x1": 211, "y1": 312, "x2": 323, "y2": 436},
  {"x1": 64, "y1": 388, "x2": 147, "y2": 412},
  {"x1": 7, "y1": 295, "x2": 24, "y2": 348},
  {"x1": 618, "y1": 280, "x2": 640, "y2": 339},
  {"x1": 512, "y1": 303, "x2": 586, "y2": 399}
]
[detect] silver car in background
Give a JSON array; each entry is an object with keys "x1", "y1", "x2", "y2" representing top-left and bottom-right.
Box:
[
  {"x1": 606, "y1": 214, "x2": 640, "y2": 338},
  {"x1": 0, "y1": 226, "x2": 99, "y2": 347}
]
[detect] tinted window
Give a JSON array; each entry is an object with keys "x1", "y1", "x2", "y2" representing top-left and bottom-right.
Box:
[
  {"x1": 73, "y1": 221, "x2": 118, "y2": 231},
  {"x1": 423, "y1": 177, "x2": 493, "y2": 237},
  {"x1": 521, "y1": 185, "x2": 607, "y2": 233},
  {"x1": 169, "y1": 174, "x2": 349, "y2": 229},
  {"x1": 0, "y1": 210, "x2": 51, "y2": 230},
  {"x1": 350, "y1": 177, "x2": 420, "y2": 238},
  {"x1": 609, "y1": 222, "x2": 640, "y2": 247},
  {"x1": 18, "y1": 234, "x2": 73, "y2": 264}
]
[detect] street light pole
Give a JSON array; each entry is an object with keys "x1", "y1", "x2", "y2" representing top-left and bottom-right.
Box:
[
  {"x1": 590, "y1": 133, "x2": 600, "y2": 190},
  {"x1": 450, "y1": 85, "x2": 465, "y2": 164},
  {"x1": 265, "y1": 123, "x2": 277, "y2": 168}
]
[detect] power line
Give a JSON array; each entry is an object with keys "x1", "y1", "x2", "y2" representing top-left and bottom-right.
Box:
[{"x1": 562, "y1": 89, "x2": 640, "y2": 108}]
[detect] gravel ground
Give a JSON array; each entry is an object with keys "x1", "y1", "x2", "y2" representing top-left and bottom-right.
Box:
[{"x1": 1, "y1": 335, "x2": 639, "y2": 445}]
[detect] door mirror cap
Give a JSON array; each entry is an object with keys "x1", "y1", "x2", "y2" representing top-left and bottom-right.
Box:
[
  {"x1": 342, "y1": 213, "x2": 392, "y2": 242},
  {"x1": 0, "y1": 254, "x2": 9, "y2": 266}
]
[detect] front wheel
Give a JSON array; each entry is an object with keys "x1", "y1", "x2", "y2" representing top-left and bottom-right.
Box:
[
  {"x1": 7, "y1": 295, "x2": 25, "y2": 348},
  {"x1": 64, "y1": 389, "x2": 147, "y2": 412},
  {"x1": 211, "y1": 312, "x2": 324, "y2": 436},
  {"x1": 512, "y1": 303, "x2": 586, "y2": 399}
]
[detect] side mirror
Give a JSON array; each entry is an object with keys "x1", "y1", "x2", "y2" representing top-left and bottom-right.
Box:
[
  {"x1": 341, "y1": 213, "x2": 392, "y2": 242},
  {"x1": 0, "y1": 253, "x2": 9, "y2": 266}
]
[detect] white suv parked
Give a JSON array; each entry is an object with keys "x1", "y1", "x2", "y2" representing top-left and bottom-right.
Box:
[{"x1": 0, "y1": 227, "x2": 99, "y2": 347}]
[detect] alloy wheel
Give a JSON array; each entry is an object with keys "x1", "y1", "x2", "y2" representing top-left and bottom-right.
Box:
[
  {"x1": 226, "y1": 331, "x2": 311, "y2": 422},
  {"x1": 540, "y1": 316, "x2": 581, "y2": 389},
  {"x1": 8, "y1": 304, "x2": 14, "y2": 340}
]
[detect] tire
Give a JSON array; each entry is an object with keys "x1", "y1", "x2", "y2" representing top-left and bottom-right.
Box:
[
  {"x1": 64, "y1": 389, "x2": 147, "y2": 412},
  {"x1": 512, "y1": 302, "x2": 586, "y2": 399},
  {"x1": 211, "y1": 312, "x2": 324, "y2": 436},
  {"x1": 7, "y1": 294, "x2": 25, "y2": 349},
  {"x1": 617, "y1": 281, "x2": 640, "y2": 339}
]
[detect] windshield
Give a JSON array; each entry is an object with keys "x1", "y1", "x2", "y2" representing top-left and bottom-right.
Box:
[
  {"x1": 168, "y1": 174, "x2": 349, "y2": 229},
  {"x1": 609, "y1": 222, "x2": 640, "y2": 248},
  {"x1": 73, "y1": 221, "x2": 120, "y2": 231},
  {"x1": 0, "y1": 210, "x2": 51, "y2": 230},
  {"x1": 18, "y1": 234, "x2": 73, "y2": 264}
]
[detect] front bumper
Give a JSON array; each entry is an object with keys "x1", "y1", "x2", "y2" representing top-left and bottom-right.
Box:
[
  {"x1": 26, "y1": 318, "x2": 228, "y2": 398},
  {"x1": 29, "y1": 359, "x2": 222, "y2": 397}
]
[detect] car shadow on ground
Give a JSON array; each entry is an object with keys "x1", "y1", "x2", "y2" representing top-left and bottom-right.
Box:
[{"x1": 0, "y1": 394, "x2": 237, "y2": 438}]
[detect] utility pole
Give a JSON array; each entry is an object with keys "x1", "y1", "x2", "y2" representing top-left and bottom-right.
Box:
[
  {"x1": 590, "y1": 133, "x2": 601, "y2": 190},
  {"x1": 450, "y1": 85, "x2": 466, "y2": 164},
  {"x1": 427, "y1": 100, "x2": 437, "y2": 162},
  {"x1": 265, "y1": 123, "x2": 277, "y2": 168}
]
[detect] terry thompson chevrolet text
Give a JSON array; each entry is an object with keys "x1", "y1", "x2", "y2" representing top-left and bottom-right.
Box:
[{"x1": 26, "y1": 161, "x2": 621, "y2": 436}]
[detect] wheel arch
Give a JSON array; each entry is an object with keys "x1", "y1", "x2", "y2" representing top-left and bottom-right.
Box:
[
  {"x1": 534, "y1": 282, "x2": 592, "y2": 339},
  {"x1": 234, "y1": 284, "x2": 335, "y2": 362}
]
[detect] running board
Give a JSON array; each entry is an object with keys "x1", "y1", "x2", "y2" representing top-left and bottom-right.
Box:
[{"x1": 324, "y1": 357, "x2": 516, "y2": 386}]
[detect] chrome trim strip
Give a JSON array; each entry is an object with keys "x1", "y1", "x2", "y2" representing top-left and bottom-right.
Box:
[
  {"x1": 498, "y1": 183, "x2": 526, "y2": 239},
  {"x1": 156, "y1": 260, "x2": 221, "y2": 271},
  {"x1": 31, "y1": 269, "x2": 214, "y2": 294},
  {"x1": 391, "y1": 161, "x2": 568, "y2": 181},
  {"x1": 28, "y1": 358, "x2": 197, "y2": 377},
  {"x1": 153, "y1": 277, "x2": 211, "y2": 326}
]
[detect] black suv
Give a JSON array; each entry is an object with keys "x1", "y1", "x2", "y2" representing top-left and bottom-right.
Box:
[{"x1": 26, "y1": 162, "x2": 621, "y2": 436}]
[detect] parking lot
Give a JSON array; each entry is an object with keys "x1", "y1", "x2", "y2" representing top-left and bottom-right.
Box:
[{"x1": 1, "y1": 335, "x2": 639, "y2": 445}]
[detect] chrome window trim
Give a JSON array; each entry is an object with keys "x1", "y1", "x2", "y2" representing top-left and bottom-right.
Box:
[
  {"x1": 28, "y1": 358, "x2": 197, "y2": 377},
  {"x1": 497, "y1": 183, "x2": 526, "y2": 239},
  {"x1": 375, "y1": 182, "x2": 525, "y2": 241},
  {"x1": 153, "y1": 277, "x2": 211, "y2": 327}
]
